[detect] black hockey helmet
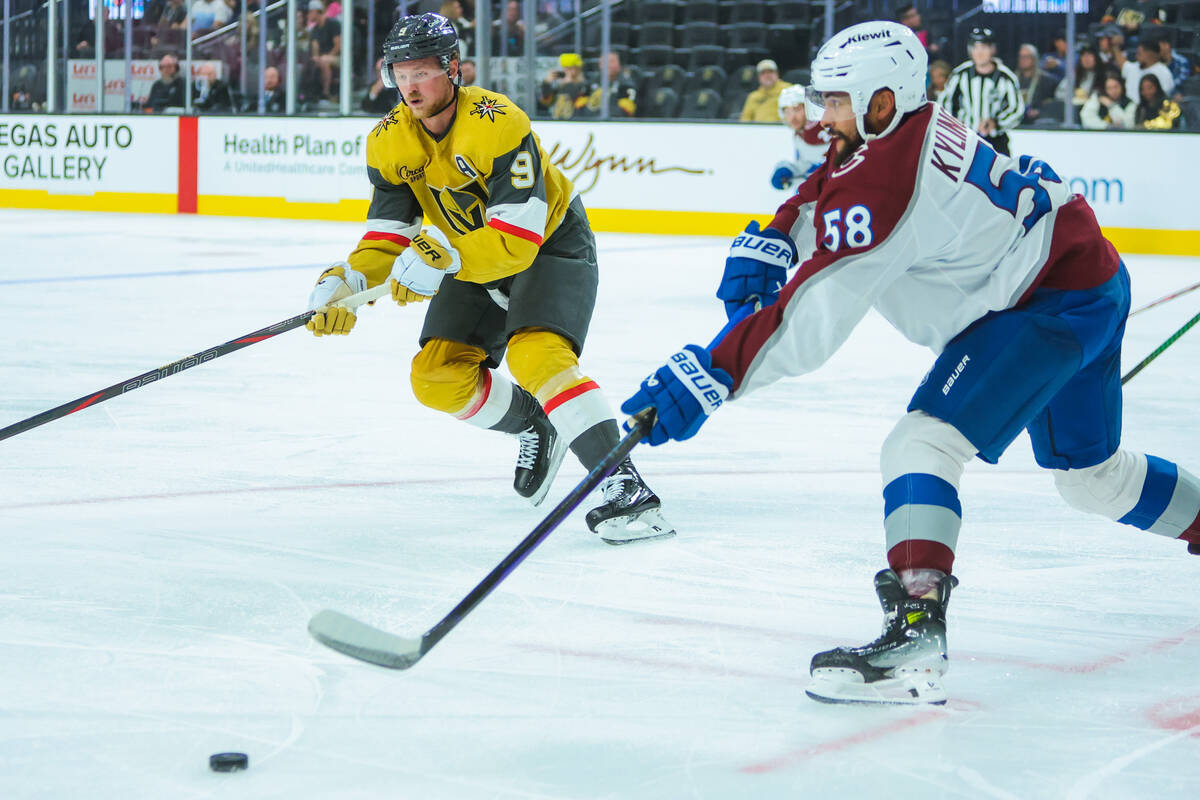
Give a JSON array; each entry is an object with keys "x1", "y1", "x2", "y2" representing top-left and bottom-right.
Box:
[
  {"x1": 967, "y1": 27, "x2": 996, "y2": 45},
  {"x1": 381, "y1": 12, "x2": 459, "y2": 89}
]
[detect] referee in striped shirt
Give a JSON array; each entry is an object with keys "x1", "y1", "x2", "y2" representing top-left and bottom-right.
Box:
[{"x1": 938, "y1": 27, "x2": 1024, "y2": 155}]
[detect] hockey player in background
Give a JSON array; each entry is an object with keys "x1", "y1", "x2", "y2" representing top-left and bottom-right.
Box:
[
  {"x1": 622, "y1": 20, "x2": 1200, "y2": 703},
  {"x1": 770, "y1": 84, "x2": 832, "y2": 191},
  {"x1": 305, "y1": 12, "x2": 673, "y2": 543}
]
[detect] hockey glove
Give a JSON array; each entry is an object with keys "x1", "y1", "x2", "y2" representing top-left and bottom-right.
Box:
[
  {"x1": 620, "y1": 345, "x2": 733, "y2": 446},
  {"x1": 306, "y1": 262, "x2": 368, "y2": 336},
  {"x1": 770, "y1": 160, "x2": 803, "y2": 190},
  {"x1": 389, "y1": 227, "x2": 462, "y2": 304},
  {"x1": 715, "y1": 220, "x2": 797, "y2": 320}
]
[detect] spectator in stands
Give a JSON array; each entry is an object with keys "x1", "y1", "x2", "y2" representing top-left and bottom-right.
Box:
[
  {"x1": 1017, "y1": 44, "x2": 1059, "y2": 123},
  {"x1": 362, "y1": 57, "x2": 400, "y2": 114},
  {"x1": 584, "y1": 51, "x2": 637, "y2": 117},
  {"x1": 1055, "y1": 47, "x2": 1100, "y2": 111},
  {"x1": 1136, "y1": 73, "x2": 1182, "y2": 129},
  {"x1": 740, "y1": 59, "x2": 792, "y2": 124},
  {"x1": 1041, "y1": 34, "x2": 1068, "y2": 82},
  {"x1": 493, "y1": 0, "x2": 524, "y2": 56},
  {"x1": 325, "y1": 0, "x2": 343, "y2": 19},
  {"x1": 308, "y1": 0, "x2": 342, "y2": 101},
  {"x1": 256, "y1": 65, "x2": 286, "y2": 113},
  {"x1": 939, "y1": 27, "x2": 1023, "y2": 154},
  {"x1": 74, "y1": 4, "x2": 123, "y2": 57},
  {"x1": 194, "y1": 63, "x2": 235, "y2": 112},
  {"x1": 1081, "y1": 74, "x2": 1137, "y2": 129},
  {"x1": 896, "y1": 4, "x2": 939, "y2": 57},
  {"x1": 440, "y1": 0, "x2": 475, "y2": 56},
  {"x1": 539, "y1": 53, "x2": 589, "y2": 119},
  {"x1": 1156, "y1": 32, "x2": 1192, "y2": 90},
  {"x1": 927, "y1": 59, "x2": 951, "y2": 102},
  {"x1": 460, "y1": 59, "x2": 477, "y2": 86},
  {"x1": 1099, "y1": 27, "x2": 1128, "y2": 65},
  {"x1": 10, "y1": 85, "x2": 34, "y2": 111},
  {"x1": 1095, "y1": 25, "x2": 1120, "y2": 64},
  {"x1": 1119, "y1": 38, "x2": 1175, "y2": 100},
  {"x1": 156, "y1": 0, "x2": 188, "y2": 31},
  {"x1": 144, "y1": 53, "x2": 185, "y2": 112},
  {"x1": 191, "y1": 0, "x2": 232, "y2": 33}
]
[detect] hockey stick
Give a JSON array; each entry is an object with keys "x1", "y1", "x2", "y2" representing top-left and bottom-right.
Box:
[
  {"x1": 307, "y1": 407, "x2": 657, "y2": 670},
  {"x1": 0, "y1": 283, "x2": 390, "y2": 443},
  {"x1": 1122, "y1": 307, "x2": 1200, "y2": 385},
  {"x1": 1129, "y1": 280, "x2": 1200, "y2": 318}
]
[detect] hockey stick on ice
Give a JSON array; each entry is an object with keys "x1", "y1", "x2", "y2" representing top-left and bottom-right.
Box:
[
  {"x1": 1129, "y1": 280, "x2": 1200, "y2": 318},
  {"x1": 1122, "y1": 308, "x2": 1200, "y2": 386},
  {"x1": 0, "y1": 284, "x2": 390, "y2": 443},
  {"x1": 307, "y1": 407, "x2": 657, "y2": 670}
]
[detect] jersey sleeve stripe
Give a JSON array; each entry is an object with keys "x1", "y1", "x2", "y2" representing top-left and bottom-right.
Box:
[
  {"x1": 487, "y1": 216, "x2": 544, "y2": 246},
  {"x1": 362, "y1": 231, "x2": 412, "y2": 246}
]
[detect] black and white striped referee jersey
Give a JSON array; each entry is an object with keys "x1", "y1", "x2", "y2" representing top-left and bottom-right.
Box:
[{"x1": 937, "y1": 59, "x2": 1025, "y2": 134}]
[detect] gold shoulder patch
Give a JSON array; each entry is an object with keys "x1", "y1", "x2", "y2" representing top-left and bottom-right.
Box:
[
  {"x1": 469, "y1": 95, "x2": 509, "y2": 123},
  {"x1": 373, "y1": 108, "x2": 401, "y2": 137}
]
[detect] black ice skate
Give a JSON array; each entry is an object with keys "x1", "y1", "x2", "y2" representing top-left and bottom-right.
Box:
[
  {"x1": 513, "y1": 412, "x2": 567, "y2": 507},
  {"x1": 585, "y1": 460, "x2": 676, "y2": 545},
  {"x1": 805, "y1": 569, "x2": 958, "y2": 706}
]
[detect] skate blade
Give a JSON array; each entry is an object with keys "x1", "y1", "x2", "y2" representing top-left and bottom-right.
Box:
[
  {"x1": 596, "y1": 508, "x2": 677, "y2": 545},
  {"x1": 526, "y1": 435, "x2": 570, "y2": 508},
  {"x1": 805, "y1": 668, "x2": 947, "y2": 706}
]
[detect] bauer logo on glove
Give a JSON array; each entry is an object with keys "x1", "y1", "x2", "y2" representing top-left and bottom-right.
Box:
[{"x1": 390, "y1": 227, "x2": 462, "y2": 303}]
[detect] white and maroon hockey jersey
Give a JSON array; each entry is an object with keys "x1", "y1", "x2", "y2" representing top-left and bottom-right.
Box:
[{"x1": 713, "y1": 102, "x2": 1119, "y2": 397}]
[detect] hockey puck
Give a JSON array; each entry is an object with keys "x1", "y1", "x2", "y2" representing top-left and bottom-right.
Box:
[{"x1": 209, "y1": 752, "x2": 249, "y2": 772}]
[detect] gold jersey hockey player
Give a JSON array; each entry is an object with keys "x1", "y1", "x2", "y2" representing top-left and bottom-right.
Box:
[{"x1": 304, "y1": 12, "x2": 671, "y2": 543}]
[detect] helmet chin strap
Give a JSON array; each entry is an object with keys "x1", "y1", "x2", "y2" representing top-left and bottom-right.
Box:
[
  {"x1": 856, "y1": 108, "x2": 904, "y2": 143},
  {"x1": 429, "y1": 83, "x2": 459, "y2": 117}
]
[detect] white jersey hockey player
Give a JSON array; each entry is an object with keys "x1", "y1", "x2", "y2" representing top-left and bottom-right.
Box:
[
  {"x1": 770, "y1": 85, "x2": 833, "y2": 191},
  {"x1": 622, "y1": 20, "x2": 1200, "y2": 704}
]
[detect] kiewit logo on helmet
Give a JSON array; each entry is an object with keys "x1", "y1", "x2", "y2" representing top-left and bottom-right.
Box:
[{"x1": 840, "y1": 30, "x2": 893, "y2": 47}]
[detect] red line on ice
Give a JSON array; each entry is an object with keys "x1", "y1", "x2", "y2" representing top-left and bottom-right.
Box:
[{"x1": 739, "y1": 709, "x2": 952, "y2": 773}]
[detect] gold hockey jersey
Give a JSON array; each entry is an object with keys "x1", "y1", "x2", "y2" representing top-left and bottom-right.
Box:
[{"x1": 347, "y1": 85, "x2": 575, "y2": 287}]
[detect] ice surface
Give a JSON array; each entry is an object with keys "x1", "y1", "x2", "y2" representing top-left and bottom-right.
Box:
[{"x1": 2, "y1": 209, "x2": 1199, "y2": 799}]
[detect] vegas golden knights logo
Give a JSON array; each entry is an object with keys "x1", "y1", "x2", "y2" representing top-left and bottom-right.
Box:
[{"x1": 431, "y1": 176, "x2": 488, "y2": 235}]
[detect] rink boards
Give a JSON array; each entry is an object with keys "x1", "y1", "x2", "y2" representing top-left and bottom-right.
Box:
[{"x1": 1, "y1": 113, "x2": 1197, "y2": 255}]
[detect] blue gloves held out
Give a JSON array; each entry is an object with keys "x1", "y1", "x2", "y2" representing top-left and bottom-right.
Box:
[
  {"x1": 715, "y1": 220, "x2": 798, "y2": 320},
  {"x1": 770, "y1": 160, "x2": 803, "y2": 190},
  {"x1": 621, "y1": 345, "x2": 733, "y2": 446}
]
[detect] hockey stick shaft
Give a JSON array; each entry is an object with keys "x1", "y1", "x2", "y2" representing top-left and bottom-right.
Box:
[
  {"x1": 1122, "y1": 308, "x2": 1200, "y2": 385},
  {"x1": 1129, "y1": 280, "x2": 1200, "y2": 318},
  {"x1": 0, "y1": 283, "x2": 390, "y2": 443},
  {"x1": 308, "y1": 407, "x2": 655, "y2": 669},
  {"x1": 422, "y1": 407, "x2": 654, "y2": 654}
]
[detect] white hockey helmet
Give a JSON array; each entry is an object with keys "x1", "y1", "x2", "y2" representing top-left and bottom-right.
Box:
[
  {"x1": 806, "y1": 20, "x2": 928, "y2": 141},
  {"x1": 777, "y1": 84, "x2": 806, "y2": 119}
]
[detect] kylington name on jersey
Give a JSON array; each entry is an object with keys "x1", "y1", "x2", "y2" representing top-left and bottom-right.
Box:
[
  {"x1": 929, "y1": 111, "x2": 969, "y2": 183},
  {"x1": 3, "y1": 154, "x2": 107, "y2": 180}
]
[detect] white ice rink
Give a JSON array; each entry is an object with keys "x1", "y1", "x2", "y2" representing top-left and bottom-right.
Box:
[{"x1": 2, "y1": 209, "x2": 1199, "y2": 799}]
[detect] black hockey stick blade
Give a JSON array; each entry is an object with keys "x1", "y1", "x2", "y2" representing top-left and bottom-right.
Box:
[
  {"x1": 0, "y1": 284, "x2": 389, "y2": 443},
  {"x1": 306, "y1": 407, "x2": 657, "y2": 671},
  {"x1": 308, "y1": 610, "x2": 426, "y2": 669}
]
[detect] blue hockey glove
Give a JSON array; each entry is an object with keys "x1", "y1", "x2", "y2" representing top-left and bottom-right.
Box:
[
  {"x1": 620, "y1": 345, "x2": 733, "y2": 446},
  {"x1": 770, "y1": 160, "x2": 802, "y2": 190},
  {"x1": 715, "y1": 220, "x2": 797, "y2": 320}
]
